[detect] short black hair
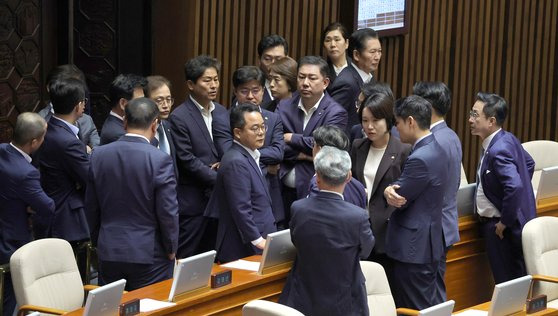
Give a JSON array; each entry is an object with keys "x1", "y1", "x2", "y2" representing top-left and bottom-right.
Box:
[
  {"x1": 312, "y1": 125, "x2": 350, "y2": 151},
  {"x1": 476, "y1": 92, "x2": 508, "y2": 126},
  {"x1": 359, "y1": 93, "x2": 395, "y2": 130},
  {"x1": 232, "y1": 66, "x2": 265, "y2": 89},
  {"x1": 413, "y1": 81, "x2": 452, "y2": 117},
  {"x1": 50, "y1": 77, "x2": 86, "y2": 115},
  {"x1": 184, "y1": 55, "x2": 221, "y2": 83},
  {"x1": 393, "y1": 95, "x2": 432, "y2": 130},
  {"x1": 230, "y1": 103, "x2": 261, "y2": 133},
  {"x1": 257, "y1": 34, "x2": 289, "y2": 57},
  {"x1": 298, "y1": 56, "x2": 329, "y2": 79},
  {"x1": 348, "y1": 28, "x2": 379, "y2": 59},
  {"x1": 125, "y1": 97, "x2": 159, "y2": 130},
  {"x1": 362, "y1": 81, "x2": 393, "y2": 100},
  {"x1": 321, "y1": 22, "x2": 350, "y2": 44},
  {"x1": 47, "y1": 64, "x2": 86, "y2": 92},
  {"x1": 110, "y1": 74, "x2": 147, "y2": 108},
  {"x1": 13, "y1": 112, "x2": 46, "y2": 146}
]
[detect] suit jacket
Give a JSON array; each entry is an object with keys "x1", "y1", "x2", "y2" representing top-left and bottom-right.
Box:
[
  {"x1": 156, "y1": 120, "x2": 179, "y2": 178},
  {"x1": 308, "y1": 175, "x2": 367, "y2": 209},
  {"x1": 327, "y1": 64, "x2": 374, "y2": 134},
  {"x1": 276, "y1": 92, "x2": 347, "y2": 198},
  {"x1": 431, "y1": 121, "x2": 462, "y2": 247},
  {"x1": 100, "y1": 114, "x2": 125, "y2": 145},
  {"x1": 206, "y1": 143, "x2": 277, "y2": 263},
  {"x1": 86, "y1": 136, "x2": 178, "y2": 264},
  {"x1": 479, "y1": 130, "x2": 536, "y2": 229},
  {"x1": 326, "y1": 55, "x2": 352, "y2": 84},
  {"x1": 351, "y1": 135, "x2": 411, "y2": 254},
  {"x1": 279, "y1": 191, "x2": 374, "y2": 316},
  {"x1": 37, "y1": 117, "x2": 90, "y2": 241},
  {"x1": 38, "y1": 104, "x2": 100, "y2": 148},
  {"x1": 168, "y1": 97, "x2": 232, "y2": 217},
  {"x1": 0, "y1": 144, "x2": 55, "y2": 263},
  {"x1": 386, "y1": 134, "x2": 448, "y2": 264}
]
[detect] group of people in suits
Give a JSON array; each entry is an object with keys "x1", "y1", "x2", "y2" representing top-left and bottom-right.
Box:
[{"x1": 0, "y1": 21, "x2": 538, "y2": 316}]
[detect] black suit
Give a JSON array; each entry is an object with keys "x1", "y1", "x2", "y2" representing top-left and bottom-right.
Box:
[{"x1": 100, "y1": 114, "x2": 125, "y2": 145}]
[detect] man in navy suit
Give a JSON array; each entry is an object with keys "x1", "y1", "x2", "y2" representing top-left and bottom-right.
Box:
[
  {"x1": 206, "y1": 103, "x2": 276, "y2": 263},
  {"x1": 100, "y1": 74, "x2": 147, "y2": 145},
  {"x1": 414, "y1": 81, "x2": 462, "y2": 301},
  {"x1": 308, "y1": 126, "x2": 367, "y2": 208},
  {"x1": 229, "y1": 66, "x2": 285, "y2": 225},
  {"x1": 0, "y1": 113, "x2": 54, "y2": 316},
  {"x1": 145, "y1": 75, "x2": 178, "y2": 176},
  {"x1": 86, "y1": 98, "x2": 178, "y2": 291},
  {"x1": 469, "y1": 92, "x2": 535, "y2": 284},
  {"x1": 276, "y1": 56, "x2": 347, "y2": 217},
  {"x1": 168, "y1": 55, "x2": 232, "y2": 258},
  {"x1": 328, "y1": 28, "x2": 382, "y2": 134},
  {"x1": 280, "y1": 146, "x2": 374, "y2": 315},
  {"x1": 36, "y1": 77, "x2": 91, "y2": 278},
  {"x1": 384, "y1": 95, "x2": 449, "y2": 309}
]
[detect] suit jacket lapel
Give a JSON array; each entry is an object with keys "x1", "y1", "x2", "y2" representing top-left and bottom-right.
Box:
[
  {"x1": 187, "y1": 100, "x2": 218, "y2": 156},
  {"x1": 355, "y1": 138, "x2": 370, "y2": 183},
  {"x1": 371, "y1": 136, "x2": 399, "y2": 196},
  {"x1": 303, "y1": 95, "x2": 327, "y2": 135},
  {"x1": 235, "y1": 144, "x2": 272, "y2": 202}
]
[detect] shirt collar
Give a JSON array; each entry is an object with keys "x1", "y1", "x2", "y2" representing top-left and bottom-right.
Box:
[
  {"x1": 190, "y1": 95, "x2": 215, "y2": 113},
  {"x1": 430, "y1": 119, "x2": 445, "y2": 129},
  {"x1": 51, "y1": 115, "x2": 79, "y2": 137},
  {"x1": 413, "y1": 132, "x2": 432, "y2": 150},
  {"x1": 297, "y1": 93, "x2": 325, "y2": 115},
  {"x1": 234, "y1": 140, "x2": 260, "y2": 161},
  {"x1": 352, "y1": 62, "x2": 372, "y2": 83},
  {"x1": 482, "y1": 128, "x2": 502, "y2": 150},
  {"x1": 9, "y1": 143, "x2": 32, "y2": 163},
  {"x1": 124, "y1": 133, "x2": 150, "y2": 143},
  {"x1": 109, "y1": 111, "x2": 124, "y2": 121},
  {"x1": 320, "y1": 189, "x2": 345, "y2": 200}
]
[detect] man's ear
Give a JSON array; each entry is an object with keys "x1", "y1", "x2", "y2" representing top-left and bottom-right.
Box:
[{"x1": 119, "y1": 98, "x2": 127, "y2": 112}]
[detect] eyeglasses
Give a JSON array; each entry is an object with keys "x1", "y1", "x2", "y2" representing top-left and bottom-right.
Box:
[
  {"x1": 238, "y1": 88, "x2": 263, "y2": 97},
  {"x1": 248, "y1": 124, "x2": 267, "y2": 134},
  {"x1": 469, "y1": 110, "x2": 480, "y2": 118},
  {"x1": 154, "y1": 97, "x2": 174, "y2": 106}
]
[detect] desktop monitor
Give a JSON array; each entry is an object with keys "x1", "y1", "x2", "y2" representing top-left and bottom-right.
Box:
[
  {"x1": 257, "y1": 229, "x2": 296, "y2": 275},
  {"x1": 457, "y1": 183, "x2": 476, "y2": 217},
  {"x1": 419, "y1": 300, "x2": 455, "y2": 316},
  {"x1": 488, "y1": 275, "x2": 532, "y2": 316},
  {"x1": 168, "y1": 250, "x2": 216, "y2": 302},
  {"x1": 83, "y1": 279, "x2": 126, "y2": 316},
  {"x1": 536, "y1": 166, "x2": 558, "y2": 204}
]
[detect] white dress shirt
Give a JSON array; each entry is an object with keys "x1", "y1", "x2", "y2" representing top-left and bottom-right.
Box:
[
  {"x1": 475, "y1": 128, "x2": 502, "y2": 218},
  {"x1": 191, "y1": 95, "x2": 215, "y2": 140}
]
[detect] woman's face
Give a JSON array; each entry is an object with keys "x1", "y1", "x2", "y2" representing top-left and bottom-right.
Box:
[
  {"x1": 323, "y1": 29, "x2": 348, "y2": 61},
  {"x1": 361, "y1": 107, "x2": 388, "y2": 142},
  {"x1": 269, "y1": 70, "x2": 291, "y2": 100}
]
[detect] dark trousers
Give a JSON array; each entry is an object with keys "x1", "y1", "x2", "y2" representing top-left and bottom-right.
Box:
[
  {"x1": 435, "y1": 245, "x2": 451, "y2": 302},
  {"x1": 391, "y1": 259, "x2": 442, "y2": 310},
  {"x1": 2, "y1": 272, "x2": 15, "y2": 316},
  {"x1": 480, "y1": 218, "x2": 527, "y2": 284},
  {"x1": 69, "y1": 239, "x2": 89, "y2": 283},
  {"x1": 99, "y1": 257, "x2": 173, "y2": 291},
  {"x1": 177, "y1": 215, "x2": 216, "y2": 259},
  {"x1": 280, "y1": 186, "x2": 298, "y2": 229}
]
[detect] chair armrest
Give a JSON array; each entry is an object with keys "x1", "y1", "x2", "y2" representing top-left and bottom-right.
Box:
[
  {"x1": 84, "y1": 284, "x2": 100, "y2": 292},
  {"x1": 396, "y1": 307, "x2": 420, "y2": 315},
  {"x1": 18, "y1": 304, "x2": 66, "y2": 316},
  {"x1": 533, "y1": 274, "x2": 558, "y2": 284}
]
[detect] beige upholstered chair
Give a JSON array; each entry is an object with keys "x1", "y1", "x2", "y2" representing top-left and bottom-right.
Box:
[
  {"x1": 9, "y1": 238, "x2": 97, "y2": 316},
  {"x1": 242, "y1": 300, "x2": 305, "y2": 316},
  {"x1": 459, "y1": 163, "x2": 468, "y2": 188},
  {"x1": 521, "y1": 140, "x2": 558, "y2": 190},
  {"x1": 522, "y1": 216, "x2": 558, "y2": 309}
]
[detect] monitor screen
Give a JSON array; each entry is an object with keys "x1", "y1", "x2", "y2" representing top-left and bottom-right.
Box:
[{"x1": 356, "y1": 0, "x2": 410, "y2": 36}]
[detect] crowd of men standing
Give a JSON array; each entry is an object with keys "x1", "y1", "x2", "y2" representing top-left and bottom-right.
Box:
[{"x1": 0, "y1": 23, "x2": 537, "y2": 316}]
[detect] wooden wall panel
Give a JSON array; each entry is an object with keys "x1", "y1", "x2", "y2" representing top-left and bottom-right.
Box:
[{"x1": 376, "y1": 0, "x2": 558, "y2": 181}]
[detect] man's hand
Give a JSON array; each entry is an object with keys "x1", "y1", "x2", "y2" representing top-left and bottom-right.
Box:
[
  {"x1": 495, "y1": 221, "x2": 506, "y2": 240},
  {"x1": 168, "y1": 253, "x2": 176, "y2": 260},
  {"x1": 297, "y1": 152, "x2": 313, "y2": 161},
  {"x1": 255, "y1": 239, "x2": 266, "y2": 250},
  {"x1": 283, "y1": 133, "x2": 293, "y2": 143},
  {"x1": 267, "y1": 164, "x2": 280, "y2": 175},
  {"x1": 86, "y1": 145, "x2": 92, "y2": 154},
  {"x1": 384, "y1": 185, "x2": 407, "y2": 207},
  {"x1": 210, "y1": 162, "x2": 220, "y2": 170}
]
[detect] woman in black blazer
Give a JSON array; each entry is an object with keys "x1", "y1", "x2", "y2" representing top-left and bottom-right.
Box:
[
  {"x1": 321, "y1": 22, "x2": 351, "y2": 84},
  {"x1": 350, "y1": 93, "x2": 411, "y2": 273}
]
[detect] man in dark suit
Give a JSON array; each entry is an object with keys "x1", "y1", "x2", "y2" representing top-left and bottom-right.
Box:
[
  {"x1": 257, "y1": 34, "x2": 289, "y2": 104},
  {"x1": 469, "y1": 92, "x2": 536, "y2": 284},
  {"x1": 145, "y1": 75, "x2": 178, "y2": 176},
  {"x1": 0, "y1": 113, "x2": 54, "y2": 316},
  {"x1": 280, "y1": 146, "x2": 374, "y2": 315},
  {"x1": 36, "y1": 77, "x2": 91, "y2": 278},
  {"x1": 413, "y1": 81, "x2": 462, "y2": 301},
  {"x1": 206, "y1": 103, "x2": 276, "y2": 262},
  {"x1": 384, "y1": 95, "x2": 449, "y2": 309},
  {"x1": 100, "y1": 74, "x2": 147, "y2": 145},
  {"x1": 276, "y1": 56, "x2": 347, "y2": 214},
  {"x1": 86, "y1": 98, "x2": 178, "y2": 291},
  {"x1": 229, "y1": 66, "x2": 285, "y2": 225},
  {"x1": 308, "y1": 125, "x2": 367, "y2": 208},
  {"x1": 328, "y1": 28, "x2": 382, "y2": 134},
  {"x1": 168, "y1": 55, "x2": 232, "y2": 258}
]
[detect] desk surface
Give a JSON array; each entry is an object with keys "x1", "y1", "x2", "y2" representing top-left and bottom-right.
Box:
[
  {"x1": 457, "y1": 301, "x2": 558, "y2": 315},
  {"x1": 65, "y1": 256, "x2": 291, "y2": 316}
]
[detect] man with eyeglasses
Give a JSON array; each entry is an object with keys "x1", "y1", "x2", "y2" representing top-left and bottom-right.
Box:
[
  {"x1": 145, "y1": 75, "x2": 178, "y2": 177},
  {"x1": 328, "y1": 28, "x2": 382, "y2": 135},
  {"x1": 206, "y1": 103, "x2": 276, "y2": 263}
]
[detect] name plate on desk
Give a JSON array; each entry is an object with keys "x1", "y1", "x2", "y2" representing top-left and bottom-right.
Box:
[
  {"x1": 211, "y1": 269, "x2": 232, "y2": 288},
  {"x1": 526, "y1": 295, "x2": 547, "y2": 314}
]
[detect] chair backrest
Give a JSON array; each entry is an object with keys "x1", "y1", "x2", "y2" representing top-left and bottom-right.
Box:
[
  {"x1": 10, "y1": 238, "x2": 85, "y2": 312},
  {"x1": 522, "y1": 216, "x2": 558, "y2": 300},
  {"x1": 360, "y1": 261, "x2": 397, "y2": 316},
  {"x1": 522, "y1": 140, "x2": 558, "y2": 190},
  {"x1": 242, "y1": 300, "x2": 304, "y2": 316}
]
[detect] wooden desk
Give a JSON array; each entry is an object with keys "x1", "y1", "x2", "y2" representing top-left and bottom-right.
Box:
[
  {"x1": 446, "y1": 200, "x2": 558, "y2": 310},
  {"x1": 65, "y1": 256, "x2": 290, "y2": 316},
  {"x1": 456, "y1": 301, "x2": 558, "y2": 315}
]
